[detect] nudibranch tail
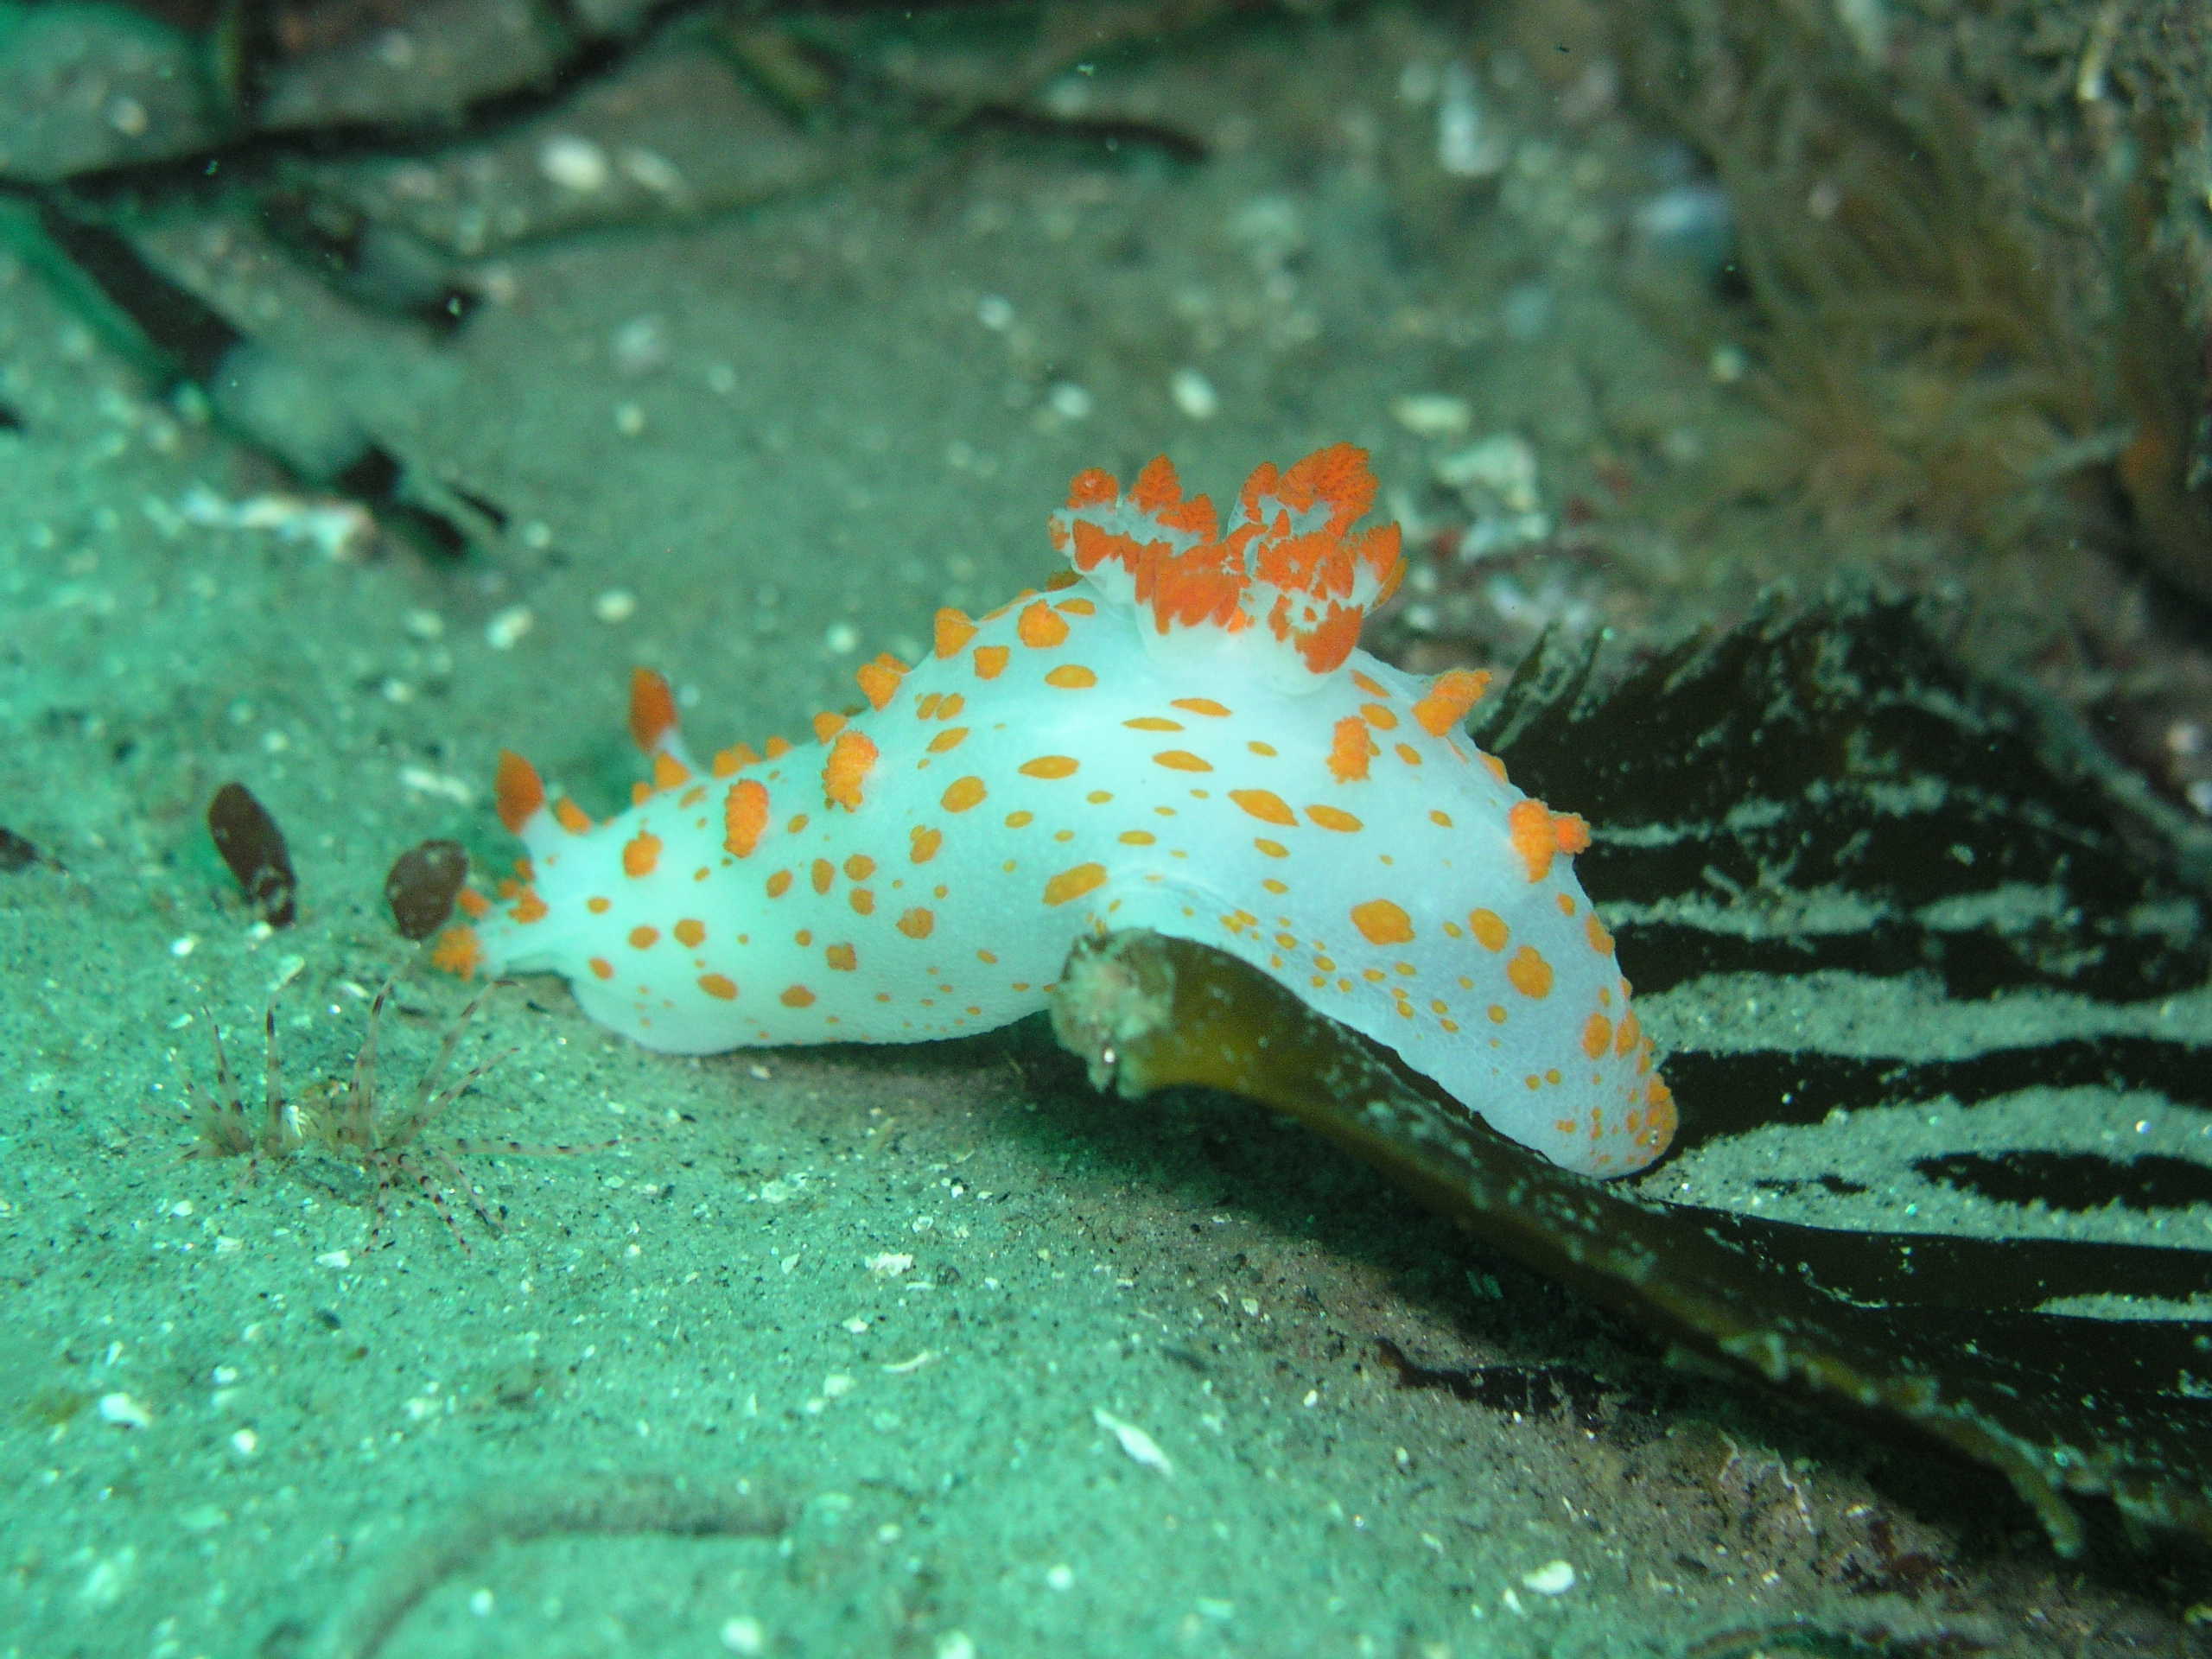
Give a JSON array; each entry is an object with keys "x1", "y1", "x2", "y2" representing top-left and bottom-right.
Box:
[{"x1": 437, "y1": 444, "x2": 1674, "y2": 1178}]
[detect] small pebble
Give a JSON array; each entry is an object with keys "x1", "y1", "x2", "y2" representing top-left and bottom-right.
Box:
[
  {"x1": 97, "y1": 1392, "x2": 152, "y2": 1430},
  {"x1": 539, "y1": 135, "x2": 612, "y2": 193},
  {"x1": 1170, "y1": 367, "x2": 1218, "y2": 420},
  {"x1": 1521, "y1": 1560, "x2": 1576, "y2": 1596}
]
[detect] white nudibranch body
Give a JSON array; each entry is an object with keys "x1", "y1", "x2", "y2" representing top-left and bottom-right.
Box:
[{"x1": 440, "y1": 445, "x2": 1674, "y2": 1176}]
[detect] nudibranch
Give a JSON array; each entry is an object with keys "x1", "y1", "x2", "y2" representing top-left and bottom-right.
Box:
[{"x1": 436, "y1": 445, "x2": 1674, "y2": 1176}]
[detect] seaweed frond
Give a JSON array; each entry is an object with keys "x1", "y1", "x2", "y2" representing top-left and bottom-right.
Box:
[{"x1": 1620, "y1": 0, "x2": 2120, "y2": 555}]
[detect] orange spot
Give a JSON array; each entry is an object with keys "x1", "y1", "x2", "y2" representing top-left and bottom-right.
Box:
[
  {"x1": 588, "y1": 957, "x2": 614, "y2": 981},
  {"x1": 1327, "y1": 716, "x2": 1376, "y2": 783},
  {"x1": 1586, "y1": 912, "x2": 1616, "y2": 956},
  {"x1": 811, "y1": 859, "x2": 835, "y2": 894},
  {"x1": 723, "y1": 779, "x2": 770, "y2": 857},
  {"x1": 1153, "y1": 750, "x2": 1211, "y2": 772},
  {"x1": 494, "y1": 750, "x2": 546, "y2": 835},
  {"x1": 973, "y1": 645, "x2": 1009, "y2": 680},
  {"x1": 844, "y1": 855, "x2": 876, "y2": 880},
  {"x1": 1124, "y1": 716, "x2": 1183, "y2": 733},
  {"x1": 849, "y1": 888, "x2": 874, "y2": 915},
  {"x1": 1119, "y1": 830, "x2": 1156, "y2": 845},
  {"x1": 825, "y1": 943, "x2": 858, "y2": 971},
  {"x1": 1351, "y1": 670, "x2": 1388, "y2": 698},
  {"x1": 811, "y1": 709, "x2": 847, "y2": 744},
  {"x1": 651, "y1": 750, "x2": 690, "y2": 792},
  {"x1": 927, "y1": 727, "x2": 969, "y2": 753},
  {"x1": 1017, "y1": 601, "x2": 1070, "y2": 648},
  {"x1": 780, "y1": 985, "x2": 817, "y2": 1007},
  {"x1": 1350, "y1": 899, "x2": 1414, "y2": 945},
  {"x1": 1020, "y1": 755, "x2": 1080, "y2": 779},
  {"x1": 1044, "y1": 664, "x2": 1096, "y2": 689},
  {"x1": 764, "y1": 735, "x2": 793, "y2": 760},
  {"x1": 1358, "y1": 702, "x2": 1398, "y2": 731},
  {"x1": 622, "y1": 831, "x2": 662, "y2": 877},
  {"x1": 1507, "y1": 944, "x2": 1554, "y2": 999},
  {"x1": 823, "y1": 728, "x2": 879, "y2": 810},
  {"x1": 628, "y1": 925, "x2": 658, "y2": 949},
  {"x1": 934, "y1": 608, "x2": 976, "y2": 658},
  {"x1": 1230, "y1": 788, "x2": 1297, "y2": 826},
  {"x1": 700, "y1": 972, "x2": 738, "y2": 1000},
  {"x1": 457, "y1": 888, "x2": 491, "y2": 920},
  {"x1": 1254, "y1": 838, "x2": 1288, "y2": 858},
  {"x1": 937, "y1": 694, "x2": 966, "y2": 720},
  {"x1": 897, "y1": 906, "x2": 935, "y2": 938},
  {"x1": 856, "y1": 653, "x2": 906, "y2": 711},
  {"x1": 1412, "y1": 669, "x2": 1492, "y2": 736},
  {"x1": 1306, "y1": 804, "x2": 1363, "y2": 833},
  {"x1": 911, "y1": 825, "x2": 943, "y2": 863},
  {"x1": 1469, "y1": 908, "x2": 1509, "y2": 950},
  {"x1": 1043, "y1": 862, "x2": 1108, "y2": 906},
  {"x1": 1616, "y1": 1009, "x2": 1641, "y2": 1057},
  {"x1": 676, "y1": 918, "x2": 706, "y2": 948},
  {"x1": 766, "y1": 869, "x2": 793, "y2": 898},
  {"x1": 942, "y1": 776, "x2": 988, "y2": 813},
  {"x1": 1171, "y1": 697, "x2": 1231, "y2": 717},
  {"x1": 628, "y1": 667, "x2": 679, "y2": 753},
  {"x1": 1582, "y1": 1012, "x2": 1612, "y2": 1060},
  {"x1": 554, "y1": 798, "x2": 593, "y2": 836}
]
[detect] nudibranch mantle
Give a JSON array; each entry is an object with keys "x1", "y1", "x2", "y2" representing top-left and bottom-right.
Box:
[{"x1": 439, "y1": 445, "x2": 1675, "y2": 1177}]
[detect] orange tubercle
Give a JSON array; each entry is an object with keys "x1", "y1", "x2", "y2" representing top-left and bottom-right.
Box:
[
  {"x1": 1508, "y1": 799, "x2": 1588, "y2": 883},
  {"x1": 628, "y1": 667, "x2": 679, "y2": 753},
  {"x1": 494, "y1": 750, "x2": 546, "y2": 836},
  {"x1": 856, "y1": 653, "x2": 906, "y2": 711},
  {"x1": 1412, "y1": 669, "x2": 1492, "y2": 737},
  {"x1": 933, "y1": 608, "x2": 976, "y2": 658}
]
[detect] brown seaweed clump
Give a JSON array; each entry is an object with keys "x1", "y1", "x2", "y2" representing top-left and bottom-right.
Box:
[{"x1": 1615, "y1": 0, "x2": 2212, "y2": 607}]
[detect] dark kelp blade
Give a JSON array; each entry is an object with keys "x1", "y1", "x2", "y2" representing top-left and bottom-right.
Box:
[
  {"x1": 1046, "y1": 596, "x2": 2212, "y2": 1557},
  {"x1": 1048, "y1": 925, "x2": 2212, "y2": 1557}
]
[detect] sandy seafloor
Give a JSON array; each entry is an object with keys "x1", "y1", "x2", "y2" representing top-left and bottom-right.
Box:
[{"x1": 4, "y1": 5, "x2": 2211, "y2": 1656}]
